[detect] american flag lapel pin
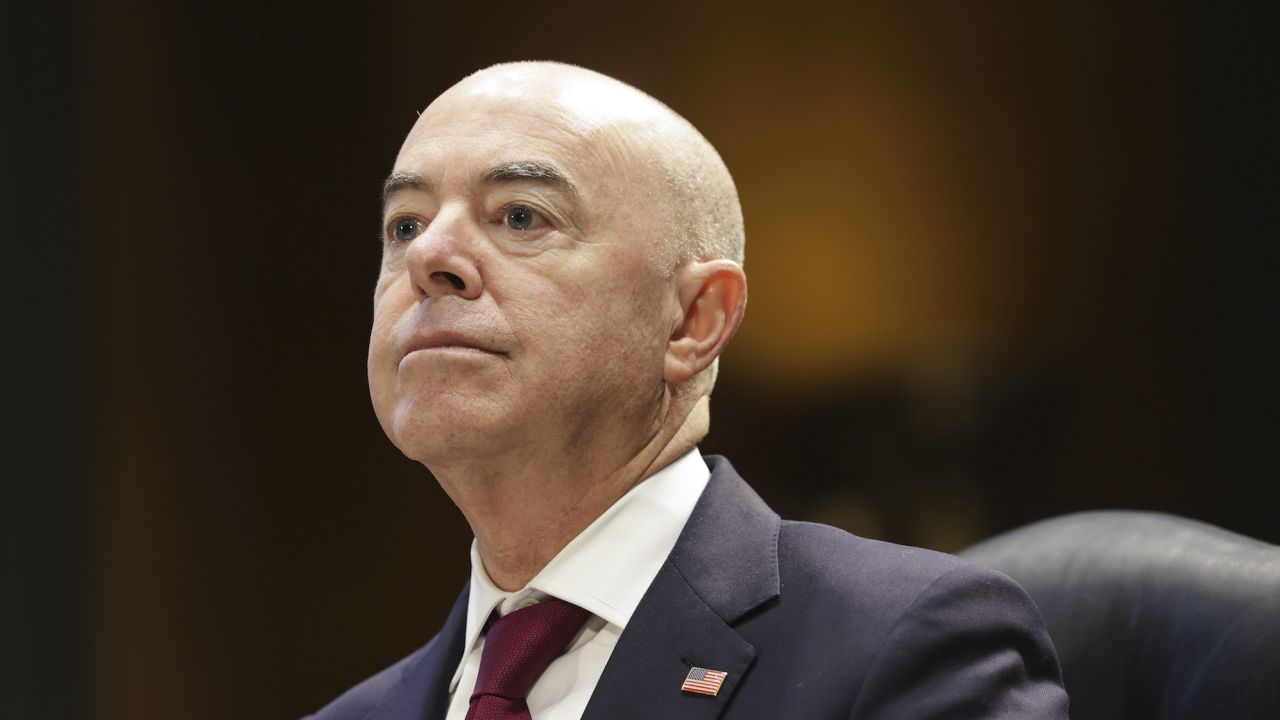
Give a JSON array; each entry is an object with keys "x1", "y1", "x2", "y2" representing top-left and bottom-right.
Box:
[{"x1": 681, "y1": 666, "x2": 728, "y2": 697}]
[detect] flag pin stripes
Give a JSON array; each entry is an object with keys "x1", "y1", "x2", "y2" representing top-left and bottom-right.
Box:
[{"x1": 681, "y1": 666, "x2": 728, "y2": 696}]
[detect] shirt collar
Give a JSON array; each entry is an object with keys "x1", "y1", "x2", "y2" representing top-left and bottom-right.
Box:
[{"x1": 449, "y1": 447, "x2": 710, "y2": 691}]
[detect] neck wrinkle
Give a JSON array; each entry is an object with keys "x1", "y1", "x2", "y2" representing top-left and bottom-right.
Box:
[{"x1": 452, "y1": 390, "x2": 709, "y2": 592}]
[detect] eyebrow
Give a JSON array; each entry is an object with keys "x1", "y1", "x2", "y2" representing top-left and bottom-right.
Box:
[
  {"x1": 382, "y1": 171, "x2": 431, "y2": 204},
  {"x1": 381, "y1": 161, "x2": 579, "y2": 206},
  {"x1": 481, "y1": 161, "x2": 578, "y2": 199}
]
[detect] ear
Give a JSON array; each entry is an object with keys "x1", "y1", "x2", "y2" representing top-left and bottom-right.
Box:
[{"x1": 664, "y1": 259, "x2": 748, "y2": 385}]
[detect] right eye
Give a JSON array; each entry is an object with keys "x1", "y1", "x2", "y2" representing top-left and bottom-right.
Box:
[{"x1": 389, "y1": 216, "x2": 425, "y2": 243}]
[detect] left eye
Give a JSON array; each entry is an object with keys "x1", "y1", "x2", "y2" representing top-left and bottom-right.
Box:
[{"x1": 505, "y1": 205, "x2": 538, "y2": 231}]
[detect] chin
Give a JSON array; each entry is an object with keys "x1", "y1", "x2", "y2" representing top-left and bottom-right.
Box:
[{"x1": 384, "y1": 395, "x2": 510, "y2": 466}]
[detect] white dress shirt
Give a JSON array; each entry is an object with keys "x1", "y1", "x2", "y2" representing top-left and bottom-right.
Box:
[{"x1": 443, "y1": 448, "x2": 711, "y2": 720}]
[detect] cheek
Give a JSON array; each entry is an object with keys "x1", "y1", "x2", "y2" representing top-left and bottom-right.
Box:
[
  {"x1": 367, "y1": 279, "x2": 408, "y2": 402},
  {"x1": 528, "y1": 274, "x2": 668, "y2": 379}
]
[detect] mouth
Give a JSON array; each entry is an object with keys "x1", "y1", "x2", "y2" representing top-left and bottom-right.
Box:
[{"x1": 401, "y1": 330, "x2": 506, "y2": 360}]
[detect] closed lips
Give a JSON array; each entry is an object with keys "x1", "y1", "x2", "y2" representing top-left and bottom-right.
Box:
[{"x1": 403, "y1": 331, "x2": 505, "y2": 356}]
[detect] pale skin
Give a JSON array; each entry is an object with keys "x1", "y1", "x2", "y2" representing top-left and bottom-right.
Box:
[{"x1": 368, "y1": 63, "x2": 747, "y2": 591}]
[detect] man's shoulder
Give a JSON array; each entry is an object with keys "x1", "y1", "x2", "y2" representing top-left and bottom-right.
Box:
[
  {"x1": 774, "y1": 519, "x2": 1041, "y2": 636},
  {"x1": 702, "y1": 454, "x2": 1030, "y2": 624},
  {"x1": 778, "y1": 519, "x2": 971, "y2": 596},
  {"x1": 744, "y1": 520, "x2": 1067, "y2": 718}
]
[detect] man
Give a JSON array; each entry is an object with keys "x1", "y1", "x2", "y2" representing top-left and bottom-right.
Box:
[{"x1": 309, "y1": 61, "x2": 1069, "y2": 719}]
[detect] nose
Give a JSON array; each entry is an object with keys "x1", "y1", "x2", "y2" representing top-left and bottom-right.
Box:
[{"x1": 404, "y1": 204, "x2": 484, "y2": 301}]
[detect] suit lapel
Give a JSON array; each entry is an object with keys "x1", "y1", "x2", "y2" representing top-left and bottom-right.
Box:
[
  {"x1": 582, "y1": 455, "x2": 781, "y2": 720},
  {"x1": 365, "y1": 584, "x2": 469, "y2": 720}
]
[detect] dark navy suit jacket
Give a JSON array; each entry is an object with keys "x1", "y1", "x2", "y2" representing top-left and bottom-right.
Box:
[{"x1": 308, "y1": 456, "x2": 1069, "y2": 719}]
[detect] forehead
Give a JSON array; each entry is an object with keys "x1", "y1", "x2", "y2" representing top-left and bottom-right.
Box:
[
  {"x1": 393, "y1": 71, "x2": 670, "y2": 194},
  {"x1": 398, "y1": 97, "x2": 582, "y2": 189}
]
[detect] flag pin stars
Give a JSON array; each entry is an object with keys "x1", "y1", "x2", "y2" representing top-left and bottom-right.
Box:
[{"x1": 681, "y1": 666, "x2": 728, "y2": 697}]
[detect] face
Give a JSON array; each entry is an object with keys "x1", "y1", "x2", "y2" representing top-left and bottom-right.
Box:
[{"x1": 368, "y1": 74, "x2": 680, "y2": 469}]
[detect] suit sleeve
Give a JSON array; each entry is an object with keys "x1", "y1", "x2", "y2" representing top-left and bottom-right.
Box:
[{"x1": 848, "y1": 563, "x2": 1070, "y2": 720}]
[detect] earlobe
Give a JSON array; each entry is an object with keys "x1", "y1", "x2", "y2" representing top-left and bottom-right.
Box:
[{"x1": 664, "y1": 260, "x2": 747, "y2": 385}]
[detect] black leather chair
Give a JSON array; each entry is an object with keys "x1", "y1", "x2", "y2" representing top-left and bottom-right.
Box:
[{"x1": 959, "y1": 511, "x2": 1280, "y2": 719}]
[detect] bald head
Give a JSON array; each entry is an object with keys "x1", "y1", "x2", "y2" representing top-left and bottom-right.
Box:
[{"x1": 419, "y1": 61, "x2": 745, "y2": 270}]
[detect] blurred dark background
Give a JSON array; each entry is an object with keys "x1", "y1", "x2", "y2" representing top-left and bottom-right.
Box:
[{"x1": 3, "y1": 2, "x2": 1275, "y2": 718}]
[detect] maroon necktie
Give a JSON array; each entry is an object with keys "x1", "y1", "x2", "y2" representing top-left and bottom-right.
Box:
[{"x1": 465, "y1": 598, "x2": 591, "y2": 720}]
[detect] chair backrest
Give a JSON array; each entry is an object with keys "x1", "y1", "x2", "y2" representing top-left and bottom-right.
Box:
[{"x1": 959, "y1": 511, "x2": 1280, "y2": 720}]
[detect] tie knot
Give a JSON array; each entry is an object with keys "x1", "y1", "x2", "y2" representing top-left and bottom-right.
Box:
[{"x1": 473, "y1": 597, "x2": 591, "y2": 701}]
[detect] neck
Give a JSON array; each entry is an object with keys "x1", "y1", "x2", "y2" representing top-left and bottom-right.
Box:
[{"x1": 434, "y1": 395, "x2": 710, "y2": 592}]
